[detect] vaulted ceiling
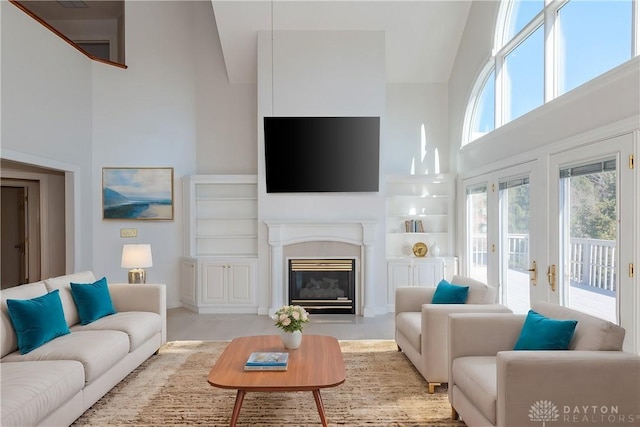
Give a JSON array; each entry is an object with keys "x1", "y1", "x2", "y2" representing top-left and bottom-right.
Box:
[
  {"x1": 16, "y1": 0, "x2": 473, "y2": 85},
  {"x1": 212, "y1": 1, "x2": 472, "y2": 84}
]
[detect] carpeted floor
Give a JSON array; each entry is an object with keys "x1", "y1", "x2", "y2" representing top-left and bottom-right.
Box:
[{"x1": 73, "y1": 339, "x2": 467, "y2": 426}]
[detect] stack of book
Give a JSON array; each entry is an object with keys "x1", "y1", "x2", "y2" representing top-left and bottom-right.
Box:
[
  {"x1": 404, "y1": 219, "x2": 425, "y2": 232},
  {"x1": 244, "y1": 352, "x2": 289, "y2": 371}
]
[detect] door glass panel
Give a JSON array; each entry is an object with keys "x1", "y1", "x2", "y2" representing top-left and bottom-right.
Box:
[
  {"x1": 499, "y1": 178, "x2": 530, "y2": 314},
  {"x1": 559, "y1": 159, "x2": 617, "y2": 323},
  {"x1": 467, "y1": 185, "x2": 488, "y2": 283}
]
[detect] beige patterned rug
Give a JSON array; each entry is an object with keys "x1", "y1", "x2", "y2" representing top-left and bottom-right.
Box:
[{"x1": 73, "y1": 339, "x2": 466, "y2": 426}]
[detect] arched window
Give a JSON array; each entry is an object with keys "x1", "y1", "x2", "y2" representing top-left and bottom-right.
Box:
[{"x1": 462, "y1": 0, "x2": 636, "y2": 146}]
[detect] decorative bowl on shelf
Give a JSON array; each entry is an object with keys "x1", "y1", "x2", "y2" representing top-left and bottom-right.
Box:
[{"x1": 412, "y1": 242, "x2": 428, "y2": 257}]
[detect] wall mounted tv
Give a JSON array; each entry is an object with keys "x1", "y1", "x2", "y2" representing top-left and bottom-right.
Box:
[{"x1": 264, "y1": 116, "x2": 380, "y2": 193}]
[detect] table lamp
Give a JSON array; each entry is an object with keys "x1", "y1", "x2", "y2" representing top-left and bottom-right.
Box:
[{"x1": 121, "y1": 244, "x2": 153, "y2": 284}]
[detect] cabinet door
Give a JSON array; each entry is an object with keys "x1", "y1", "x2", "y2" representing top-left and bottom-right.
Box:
[
  {"x1": 413, "y1": 260, "x2": 443, "y2": 287},
  {"x1": 228, "y1": 262, "x2": 254, "y2": 305},
  {"x1": 201, "y1": 263, "x2": 226, "y2": 304},
  {"x1": 180, "y1": 259, "x2": 197, "y2": 305},
  {"x1": 387, "y1": 261, "x2": 412, "y2": 306}
]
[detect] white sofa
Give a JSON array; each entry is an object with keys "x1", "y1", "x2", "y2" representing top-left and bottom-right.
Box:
[
  {"x1": 0, "y1": 271, "x2": 166, "y2": 427},
  {"x1": 395, "y1": 275, "x2": 512, "y2": 393},
  {"x1": 448, "y1": 302, "x2": 640, "y2": 427}
]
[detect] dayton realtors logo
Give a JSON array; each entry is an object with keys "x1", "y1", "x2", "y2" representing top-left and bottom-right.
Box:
[
  {"x1": 529, "y1": 400, "x2": 640, "y2": 425},
  {"x1": 529, "y1": 400, "x2": 560, "y2": 426}
]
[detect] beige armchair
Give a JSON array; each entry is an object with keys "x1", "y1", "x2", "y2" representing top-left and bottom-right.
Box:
[
  {"x1": 394, "y1": 275, "x2": 512, "y2": 393},
  {"x1": 448, "y1": 302, "x2": 640, "y2": 427}
]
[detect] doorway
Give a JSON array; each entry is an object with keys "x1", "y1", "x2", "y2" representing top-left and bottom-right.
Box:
[{"x1": 1, "y1": 180, "x2": 41, "y2": 288}]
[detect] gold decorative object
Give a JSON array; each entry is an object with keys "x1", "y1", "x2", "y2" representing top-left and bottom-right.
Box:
[{"x1": 412, "y1": 242, "x2": 428, "y2": 257}]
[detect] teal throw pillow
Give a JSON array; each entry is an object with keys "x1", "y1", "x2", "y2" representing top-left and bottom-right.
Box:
[
  {"x1": 431, "y1": 279, "x2": 469, "y2": 304},
  {"x1": 514, "y1": 309, "x2": 578, "y2": 350},
  {"x1": 70, "y1": 277, "x2": 117, "y2": 325},
  {"x1": 6, "y1": 289, "x2": 70, "y2": 354}
]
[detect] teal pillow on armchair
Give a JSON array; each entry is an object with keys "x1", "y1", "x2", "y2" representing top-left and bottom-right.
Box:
[
  {"x1": 514, "y1": 309, "x2": 578, "y2": 350},
  {"x1": 431, "y1": 279, "x2": 469, "y2": 304}
]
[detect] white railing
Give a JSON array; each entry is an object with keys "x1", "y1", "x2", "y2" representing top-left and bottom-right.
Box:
[
  {"x1": 569, "y1": 238, "x2": 616, "y2": 292},
  {"x1": 471, "y1": 235, "x2": 616, "y2": 292}
]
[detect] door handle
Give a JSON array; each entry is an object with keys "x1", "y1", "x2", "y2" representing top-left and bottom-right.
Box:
[
  {"x1": 527, "y1": 261, "x2": 537, "y2": 286},
  {"x1": 547, "y1": 264, "x2": 556, "y2": 292}
]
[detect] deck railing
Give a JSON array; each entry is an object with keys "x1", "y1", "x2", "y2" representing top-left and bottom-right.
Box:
[{"x1": 471, "y1": 235, "x2": 616, "y2": 292}]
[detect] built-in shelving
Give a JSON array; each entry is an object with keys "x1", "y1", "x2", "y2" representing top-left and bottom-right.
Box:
[
  {"x1": 183, "y1": 175, "x2": 258, "y2": 257},
  {"x1": 385, "y1": 173, "x2": 455, "y2": 258}
]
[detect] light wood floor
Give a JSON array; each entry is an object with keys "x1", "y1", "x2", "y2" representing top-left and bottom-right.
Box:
[{"x1": 167, "y1": 308, "x2": 396, "y2": 341}]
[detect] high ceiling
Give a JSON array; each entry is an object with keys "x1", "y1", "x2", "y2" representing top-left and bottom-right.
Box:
[
  {"x1": 212, "y1": 1, "x2": 473, "y2": 84},
  {"x1": 15, "y1": 0, "x2": 473, "y2": 85}
]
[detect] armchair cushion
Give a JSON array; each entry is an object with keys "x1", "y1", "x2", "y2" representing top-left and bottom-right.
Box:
[
  {"x1": 513, "y1": 309, "x2": 577, "y2": 350},
  {"x1": 431, "y1": 280, "x2": 469, "y2": 304}
]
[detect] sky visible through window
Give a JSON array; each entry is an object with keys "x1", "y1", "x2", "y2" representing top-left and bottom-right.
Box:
[{"x1": 472, "y1": 0, "x2": 634, "y2": 141}]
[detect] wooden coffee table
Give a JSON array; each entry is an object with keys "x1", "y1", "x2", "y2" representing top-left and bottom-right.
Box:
[{"x1": 207, "y1": 334, "x2": 345, "y2": 427}]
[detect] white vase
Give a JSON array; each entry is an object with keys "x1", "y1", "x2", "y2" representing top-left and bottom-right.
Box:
[
  {"x1": 281, "y1": 330, "x2": 302, "y2": 350},
  {"x1": 430, "y1": 241, "x2": 441, "y2": 257}
]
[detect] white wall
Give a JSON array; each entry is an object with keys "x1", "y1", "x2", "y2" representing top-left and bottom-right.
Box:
[
  {"x1": 256, "y1": 30, "x2": 388, "y2": 314},
  {"x1": 386, "y1": 83, "x2": 449, "y2": 175},
  {"x1": 91, "y1": 1, "x2": 199, "y2": 307},
  {"x1": 1, "y1": 2, "x2": 94, "y2": 271},
  {"x1": 195, "y1": 2, "x2": 257, "y2": 175}
]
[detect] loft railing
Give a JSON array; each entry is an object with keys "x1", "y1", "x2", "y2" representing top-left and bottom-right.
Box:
[{"x1": 471, "y1": 235, "x2": 616, "y2": 292}]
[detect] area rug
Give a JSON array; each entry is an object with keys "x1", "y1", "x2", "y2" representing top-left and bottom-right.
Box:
[{"x1": 73, "y1": 339, "x2": 466, "y2": 426}]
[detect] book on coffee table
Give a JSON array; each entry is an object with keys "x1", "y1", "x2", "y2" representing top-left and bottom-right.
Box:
[{"x1": 244, "y1": 352, "x2": 289, "y2": 371}]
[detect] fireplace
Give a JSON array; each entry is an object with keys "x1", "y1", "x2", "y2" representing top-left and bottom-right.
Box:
[{"x1": 288, "y1": 259, "x2": 355, "y2": 314}]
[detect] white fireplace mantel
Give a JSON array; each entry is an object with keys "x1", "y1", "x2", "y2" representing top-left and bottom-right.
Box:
[{"x1": 265, "y1": 220, "x2": 377, "y2": 317}]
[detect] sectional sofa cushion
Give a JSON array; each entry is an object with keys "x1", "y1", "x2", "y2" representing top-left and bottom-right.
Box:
[
  {"x1": 2, "y1": 330, "x2": 130, "y2": 384},
  {"x1": 514, "y1": 309, "x2": 578, "y2": 350},
  {"x1": 451, "y1": 356, "x2": 498, "y2": 425},
  {"x1": 431, "y1": 280, "x2": 469, "y2": 304},
  {"x1": 70, "y1": 277, "x2": 117, "y2": 325},
  {"x1": 71, "y1": 311, "x2": 162, "y2": 351},
  {"x1": 6, "y1": 290, "x2": 70, "y2": 354},
  {"x1": 44, "y1": 271, "x2": 97, "y2": 327},
  {"x1": 0, "y1": 360, "x2": 84, "y2": 427}
]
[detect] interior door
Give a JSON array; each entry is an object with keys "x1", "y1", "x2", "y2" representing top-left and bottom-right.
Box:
[
  {"x1": 1, "y1": 186, "x2": 28, "y2": 287},
  {"x1": 548, "y1": 134, "x2": 635, "y2": 351}
]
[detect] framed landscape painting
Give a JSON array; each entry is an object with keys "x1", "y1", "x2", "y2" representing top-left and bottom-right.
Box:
[{"x1": 102, "y1": 167, "x2": 174, "y2": 220}]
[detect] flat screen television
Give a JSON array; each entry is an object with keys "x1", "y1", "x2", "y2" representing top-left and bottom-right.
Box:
[{"x1": 263, "y1": 116, "x2": 380, "y2": 193}]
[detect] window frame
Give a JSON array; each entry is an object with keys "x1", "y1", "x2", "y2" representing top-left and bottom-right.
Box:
[{"x1": 462, "y1": 0, "x2": 637, "y2": 147}]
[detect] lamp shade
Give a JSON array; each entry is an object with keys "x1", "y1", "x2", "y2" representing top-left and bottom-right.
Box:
[{"x1": 121, "y1": 244, "x2": 153, "y2": 268}]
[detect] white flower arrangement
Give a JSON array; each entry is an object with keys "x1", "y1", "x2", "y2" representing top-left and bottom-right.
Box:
[{"x1": 272, "y1": 305, "x2": 310, "y2": 333}]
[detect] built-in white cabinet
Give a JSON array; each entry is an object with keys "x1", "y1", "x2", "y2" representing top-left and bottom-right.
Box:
[
  {"x1": 385, "y1": 174, "x2": 455, "y2": 258},
  {"x1": 385, "y1": 174, "x2": 457, "y2": 311},
  {"x1": 387, "y1": 257, "x2": 445, "y2": 309},
  {"x1": 181, "y1": 175, "x2": 258, "y2": 313},
  {"x1": 180, "y1": 257, "x2": 257, "y2": 313}
]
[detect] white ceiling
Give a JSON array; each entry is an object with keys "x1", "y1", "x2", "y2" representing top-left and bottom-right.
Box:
[
  {"x1": 17, "y1": 0, "x2": 473, "y2": 85},
  {"x1": 212, "y1": 0, "x2": 473, "y2": 84}
]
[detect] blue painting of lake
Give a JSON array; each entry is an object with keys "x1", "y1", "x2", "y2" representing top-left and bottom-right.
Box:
[{"x1": 103, "y1": 199, "x2": 172, "y2": 219}]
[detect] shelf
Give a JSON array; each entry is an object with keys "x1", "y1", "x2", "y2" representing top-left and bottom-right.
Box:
[
  {"x1": 385, "y1": 174, "x2": 455, "y2": 259},
  {"x1": 184, "y1": 175, "x2": 258, "y2": 258}
]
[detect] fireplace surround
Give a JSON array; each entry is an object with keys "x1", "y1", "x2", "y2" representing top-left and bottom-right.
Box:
[{"x1": 265, "y1": 220, "x2": 377, "y2": 316}]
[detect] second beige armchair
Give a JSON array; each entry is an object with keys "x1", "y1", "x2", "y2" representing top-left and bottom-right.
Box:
[{"x1": 395, "y1": 275, "x2": 512, "y2": 393}]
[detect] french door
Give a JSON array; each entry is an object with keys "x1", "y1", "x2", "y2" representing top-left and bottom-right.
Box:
[
  {"x1": 548, "y1": 135, "x2": 635, "y2": 351},
  {"x1": 463, "y1": 162, "x2": 541, "y2": 313}
]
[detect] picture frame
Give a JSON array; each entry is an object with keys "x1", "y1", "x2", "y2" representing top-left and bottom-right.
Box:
[{"x1": 102, "y1": 167, "x2": 174, "y2": 220}]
